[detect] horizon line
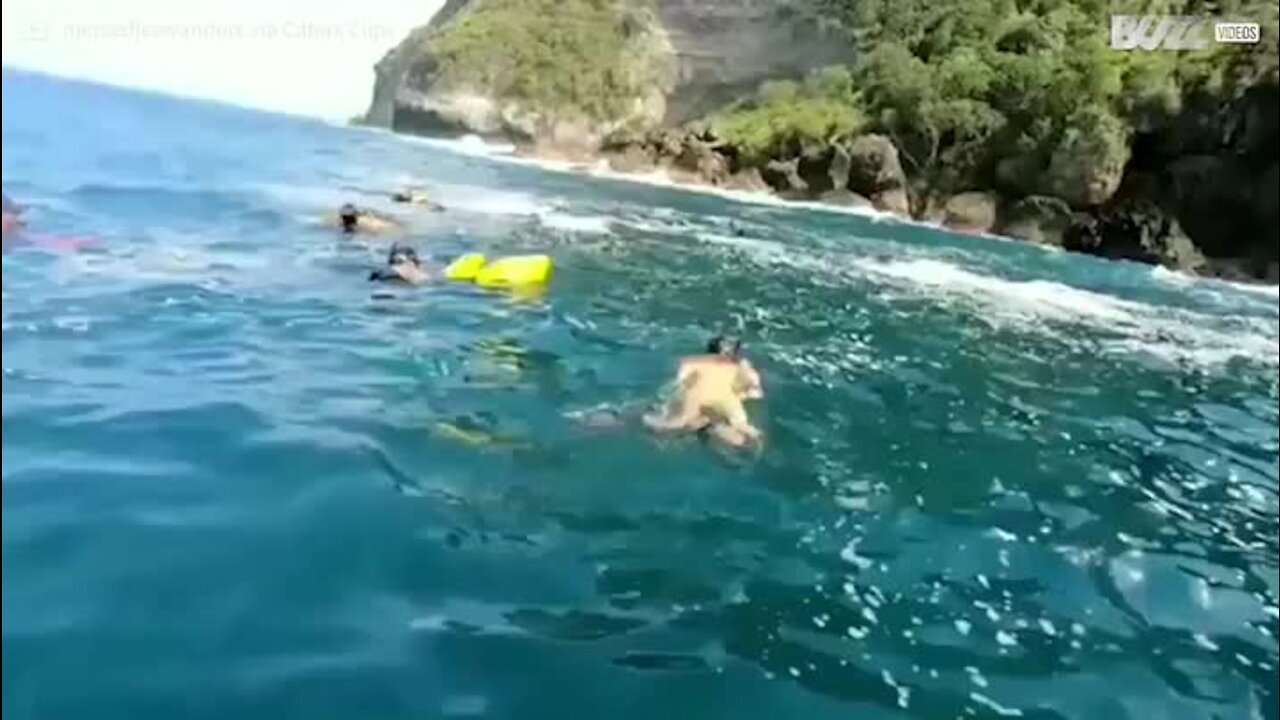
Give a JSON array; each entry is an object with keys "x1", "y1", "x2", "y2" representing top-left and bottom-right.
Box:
[{"x1": 1, "y1": 63, "x2": 367, "y2": 124}]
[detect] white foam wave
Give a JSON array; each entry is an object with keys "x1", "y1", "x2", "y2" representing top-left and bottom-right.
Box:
[
  {"x1": 865, "y1": 259, "x2": 1136, "y2": 323},
  {"x1": 1152, "y1": 263, "x2": 1280, "y2": 294},
  {"x1": 1151, "y1": 266, "x2": 1194, "y2": 285},
  {"x1": 390, "y1": 131, "x2": 898, "y2": 220},
  {"x1": 458, "y1": 134, "x2": 516, "y2": 156},
  {"x1": 1232, "y1": 281, "x2": 1280, "y2": 297},
  {"x1": 366, "y1": 126, "x2": 1278, "y2": 370},
  {"x1": 578, "y1": 165, "x2": 897, "y2": 221},
  {"x1": 537, "y1": 212, "x2": 612, "y2": 234},
  {"x1": 443, "y1": 188, "x2": 547, "y2": 217},
  {"x1": 387, "y1": 133, "x2": 517, "y2": 159},
  {"x1": 691, "y1": 232, "x2": 1278, "y2": 369},
  {"x1": 861, "y1": 258, "x2": 1279, "y2": 367}
]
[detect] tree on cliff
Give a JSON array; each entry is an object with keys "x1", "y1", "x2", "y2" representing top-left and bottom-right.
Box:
[
  {"x1": 714, "y1": 0, "x2": 1278, "y2": 201},
  {"x1": 423, "y1": 0, "x2": 673, "y2": 131}
]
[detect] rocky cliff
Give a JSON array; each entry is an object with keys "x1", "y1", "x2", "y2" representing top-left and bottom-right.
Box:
[
  {"x1": 649, "y1": 0, "x2": 855, "y2": 124},
  {"x1": 365, "y1": 0, "x2": 853, "y2": 145},
  {"x1": 365, "y1": 0, "x2": 1279, "y2": 281}
]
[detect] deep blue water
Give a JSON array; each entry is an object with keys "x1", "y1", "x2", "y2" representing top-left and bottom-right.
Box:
[{"x1": 3, "y1": 68, "x2": 1278, "y2": 720}]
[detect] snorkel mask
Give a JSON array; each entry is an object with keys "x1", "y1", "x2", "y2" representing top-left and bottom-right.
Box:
[
  {"x1": 707, "y1": 335, "x2": 743, "y2": 358},
  {"x1": 339, "y1": 203, "x2": 359, "y2": 233},
  {"x1": 387, "y1": 243, "x2": 420, "y2": 267}
]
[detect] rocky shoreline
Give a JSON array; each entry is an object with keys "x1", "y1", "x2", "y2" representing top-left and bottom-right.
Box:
[
  {"x1": 366, "y1": 0, "x2": 1278, "y2": 283},
  {"x1": 543, "y1": 111, "x2": 1275, "y2": 284}
]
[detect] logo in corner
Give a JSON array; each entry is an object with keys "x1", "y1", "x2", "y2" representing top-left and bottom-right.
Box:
[{"x1": 1110, "y1": 16, "x2": 1211, "y2": 51}]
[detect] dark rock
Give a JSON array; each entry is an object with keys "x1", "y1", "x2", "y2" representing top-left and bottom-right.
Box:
[
  {"x1": 908, "y1": 179, "x2": 947, "y2": 222},
  {"x1": 943, "y1": 192, "x2": 999, "y2": 233},
  {"x1": 1163, "y1": 154, "x2": 1262, "y2": 260},
  {"x1": 1201, "y1": 258, "x2": 1269, "y2": 282},
  {"x1": 999, "y1": 195, "x2": 1075, "y2": 246},
  {"x1": 796, "y1": 145, "x2": 836, "y2": 195},
  {"x1": 818, "y1": 189, "x2": 873, "y2": 208},
  {"x1": 601, "y1": 128, "x2": 650, "y2": 153},
  {"x1": 994, "y1": 155, "x2": 1043, "y2": 197},
  {"x1": 1155, "y1": 84, "x2": 1279, "y2": 160},
  {"x1": 761, "y1": 158, "x2": 807, "y2": 194},
  {"x1": 688, "y1": 121, "x2": 726, "y2": 148},
  {"x1": 793, "y1": 143, "x2": 856, "y2": 197},
  {"x1": 723, "y1": 168, "x2": 770, "y2": 193},
  {"x1": 607, "y1": 145, "x2": 657, "y2": 174},
  {"x1": 1255, "y1": 164, "x2": 1279, "y2": 252},
  {"x1": 1065, "y1": 201, "x2": 1206, "y2": 273},
  {"x1": 531, "y1": 119, "x2": 601, "y2": 161},
  {"x1": 846, "y1": 134, "x2": 907, "y2": 196},
  {"x1": 1240, "y1": 84, "x2": 1279, "y2": 159},
  {"x1": 1045, "y1": 123, "x2": 1130, "y2": 207},
  {"x1": 674, "y1": 138, "x2": 730, "y2": 184},
  {"x1": 871, "y1": 188, "x2": 910, "y2": 216},
  {"x1": 1118, "y1": 82, "x2": 1280, "y2": 279},
  {"x1": 656, "y1": 129, "x2": 686, "y2": 159},
  {"x1": 828, "y1": 144, "x2": 852, "y2": 192}
]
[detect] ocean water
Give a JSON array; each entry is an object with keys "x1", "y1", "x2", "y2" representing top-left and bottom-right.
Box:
[{"x1": 3, "y1": 69, "x2": 1278, "y2": 720}]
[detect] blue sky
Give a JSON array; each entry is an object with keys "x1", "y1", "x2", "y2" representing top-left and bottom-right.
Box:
[{"x1": 1, "y1": 0, "x2": 443, "y2": 119}]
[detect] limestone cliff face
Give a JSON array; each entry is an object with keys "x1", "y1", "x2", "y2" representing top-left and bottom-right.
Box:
[
  {"x1": 364, "y1": 0, "x2": 470, "y2": 132},
  {"x1": 365, "y1": 0, "x2": 854, "y2": 141},
  {"x1": 361, "y1": 0, "x2": 1277, "y2": 280},
  {"x1": 651, "y1": 0, "x2": 854, "y2": 124}
]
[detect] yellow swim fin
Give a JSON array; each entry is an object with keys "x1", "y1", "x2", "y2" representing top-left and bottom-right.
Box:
[
  {"x1": 474, "y1": 254, "x2": 553, "y2": 287},
  {"x1": 432, "y1": 421, "x2": 495, "y2": 447},
  {"x1": 444, "y1": 253, "x2": 487, "y2": 281}
]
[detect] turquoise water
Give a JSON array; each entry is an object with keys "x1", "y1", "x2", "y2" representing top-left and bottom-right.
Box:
[{"x1": 3, "y1": 69, "x2": 1278, "y2": 720}]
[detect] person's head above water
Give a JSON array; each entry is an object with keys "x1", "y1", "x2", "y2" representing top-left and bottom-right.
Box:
[
  {"x1": 392, "y1": 188, "x2": 424, "y2": 203},
  {"x1": 339, "y1": 203, "x2": 360, "y2": 233},
  {"x1": 2, "y1": 194, "x2": 23, "y2": 236},
  {"x1": 387, "y1": 242, "x2": 420, "y2": 267},
  {"x1": 369, "y1": 243, "x2": 425, "y2": 283},
  {"x1": 707, "y1": 335, "x2": 743, "y2": 358}
]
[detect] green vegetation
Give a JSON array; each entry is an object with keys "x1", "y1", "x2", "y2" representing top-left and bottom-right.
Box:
[
  {"x1": 709, "y1": 67, "x2": 866, "y2": 164},
  {"x1": 715, "y1": 0, "x2": 1279, "y2": 194},
  {"x1": 425, "y1": 0, "x2": 672, "y2": 123}
]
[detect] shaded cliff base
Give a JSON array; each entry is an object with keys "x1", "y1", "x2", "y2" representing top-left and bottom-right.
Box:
[
  {"x1": 373, "y1": 87, "x2": 1277, "y2": 284},
  {"x1": 566, "y1": 120, "x2": 1278, "y2": 284},
  {"x1": 421, "y1": 78, "x2": 1267, "y2": 284},
  {"x1": 468, "y1": 132, "x2": 1269, "y2": 288}
]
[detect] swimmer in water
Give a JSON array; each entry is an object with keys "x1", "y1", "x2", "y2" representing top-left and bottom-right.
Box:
[
  {"x1": 2, "y1": 194, "x2": 23, "y2": 237},
  {"x1": 644, "y1": 335, "x2": 765, "y2": 448},
  {"x1": 369, "y1": 242, "x2": 430, "y2": 284},
  {"x1": 391, "y1": 188, "x2": 445, "y2": 211},
  {"x1": 333, "y1": 203, "x2": 399, "y2": 234}
]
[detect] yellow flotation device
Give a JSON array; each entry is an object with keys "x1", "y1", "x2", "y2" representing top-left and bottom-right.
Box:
[
  {"x1": 443, "y1": 253, "x2": 553, "y2": 287},
  {"x1": 431, "y1": 419, "x2": 533, "y2": 451},
  {"x1": 444, "y1": 253, "x2": 487, "y2": 281},
  {"x1": 432, "y1": 420, "x2": 498, "y2": 447}
]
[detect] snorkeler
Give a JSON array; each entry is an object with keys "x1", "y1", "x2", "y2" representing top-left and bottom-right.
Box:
[
  {"x1": 391, "y1": 188, "x2": 445, "y2": 211},
  {"x1": 643, "y1": 336, "x2": 765, "y2": 448},
  {"x1": 333, "y1": 203, "x2": 399, "y2": 234},
  {"x1": 369, "y1": 242, "x2": 430, "y2": 284},
  {"x1": 2, "y1": 194, "x2": 23, "y2": 237}
]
